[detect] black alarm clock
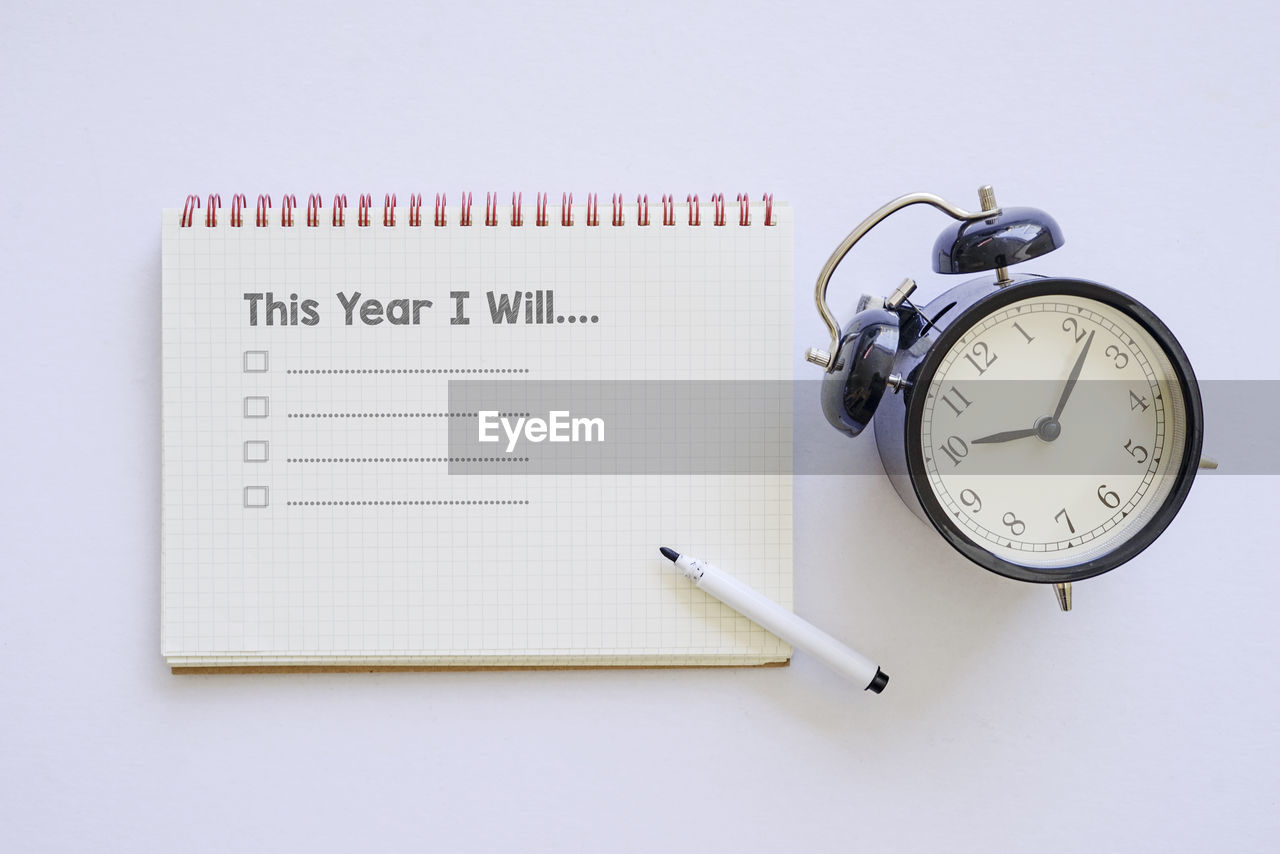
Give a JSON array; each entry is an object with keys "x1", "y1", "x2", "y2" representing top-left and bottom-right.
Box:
[{"x1": 806, "y1": 186, "x2": 1208, "y2": 610}]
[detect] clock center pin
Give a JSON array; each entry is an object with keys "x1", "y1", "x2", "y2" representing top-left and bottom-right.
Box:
[{"x1": 1034, "y1": 415, "x2": 1061, "y2": 442}]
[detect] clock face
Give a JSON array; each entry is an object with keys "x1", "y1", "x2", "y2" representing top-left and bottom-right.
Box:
[{"x1": 916, "y1": 288, "x2": 1194, "y2": 573}]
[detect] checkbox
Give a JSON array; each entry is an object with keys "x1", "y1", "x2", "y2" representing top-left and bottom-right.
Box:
[
  {"x1": 243, "y1": 486, "x2": 269, "y2": 508},
  {"x1": 244, "y1": 440, "x2": 269, "y2": 462},
  {"x1": 243, "y1": 350, "x2": 269, "y2": 373},
  {"x1": 243, "y1": 396, "x2": 269, "y2": 418}
]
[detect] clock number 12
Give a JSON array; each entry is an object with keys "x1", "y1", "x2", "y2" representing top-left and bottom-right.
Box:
[{"x1": 963, "y1": 341, "x2": 998, "y2": 375}]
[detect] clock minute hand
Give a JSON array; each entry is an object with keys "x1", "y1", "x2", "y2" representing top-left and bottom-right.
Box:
[
  {"x1": 971, "y1": 427, "x2": 1039, "y2": 445},
  {"x1": 1052, "y1": 329, "x2": 1095, "y2": 422}
]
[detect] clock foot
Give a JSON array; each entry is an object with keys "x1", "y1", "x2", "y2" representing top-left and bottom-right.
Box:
[
  {"x1": 1199, "y1": 457, "x2": 1218, "y2": 470},
  {"x1": 1053, "y1": 582, "x2": 1072, "y2": 612}
]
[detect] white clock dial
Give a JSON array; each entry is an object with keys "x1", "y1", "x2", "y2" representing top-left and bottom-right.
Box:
[{"x1": 919, "y1": 294, "x2": 1189, "y2": 568}]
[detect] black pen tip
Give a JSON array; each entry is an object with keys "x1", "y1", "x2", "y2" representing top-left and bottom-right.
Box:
[
  {"x1": 866, "y1": 668, "x2": 889, "y2": 694},
  {"x1": 659, "y1": 546, "x2": 679, "y2": 563}
]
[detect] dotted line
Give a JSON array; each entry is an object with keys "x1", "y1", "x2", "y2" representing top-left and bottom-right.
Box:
[
  {"x1": 286, "y1": 457, "x2": 529, "y2": 463},
  {"x1": 287, "y1": 412, "x2": 530, "y2": 419},
  {"x1": 287, "y1": 500, "x2": 531, "y2": 506},
  {"x1": 286, "y1": 368, "x2": 532, "y2": 375}
]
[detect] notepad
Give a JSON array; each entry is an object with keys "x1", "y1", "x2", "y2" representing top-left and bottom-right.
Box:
[{"x1": 161, "y1": 193, "x2": 793, "y2": 670}]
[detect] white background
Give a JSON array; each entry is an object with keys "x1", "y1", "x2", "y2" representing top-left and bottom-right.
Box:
[{"x1": 2, "y1": 1, "x2": 1277, "y2": 851}]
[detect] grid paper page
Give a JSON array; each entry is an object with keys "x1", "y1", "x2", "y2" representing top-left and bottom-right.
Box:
[{"x1": 161, "y1": 201, "x2": 793, "y2": 668}]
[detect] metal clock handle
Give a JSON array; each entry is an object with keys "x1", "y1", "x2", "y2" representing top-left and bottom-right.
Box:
[{"x1": 805, "y1": 191, "x2": 999, "y2": 371}]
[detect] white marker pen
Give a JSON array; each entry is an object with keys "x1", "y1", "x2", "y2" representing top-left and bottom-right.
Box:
[{"x1": 660, "y1": 547, "x2": 888, "y2": 693}]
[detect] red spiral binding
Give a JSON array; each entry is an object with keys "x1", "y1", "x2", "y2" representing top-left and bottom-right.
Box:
[
  {"x1": 181, "y1": 195, "x2": 201, "y2": 228},
  {"x1": 180, "y1": 192, "x2": 772, "y2": 229}
]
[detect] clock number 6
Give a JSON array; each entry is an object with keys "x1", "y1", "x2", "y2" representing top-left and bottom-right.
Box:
[
  {"x1": 1097, "y1": 485, "x2": 1121, "y2": 509},
  {"x1": 1001, "y1": 512, "x2": 1026, "y2": 537}
]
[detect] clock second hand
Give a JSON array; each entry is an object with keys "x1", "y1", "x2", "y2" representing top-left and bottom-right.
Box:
[{"x1": 971, "y1": 329, "x2": 1095, "y2": 445}]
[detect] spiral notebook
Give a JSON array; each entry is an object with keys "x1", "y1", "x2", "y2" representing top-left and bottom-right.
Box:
[{"x1": 162, "y1": 192, "x2": 793, "y2": 671}]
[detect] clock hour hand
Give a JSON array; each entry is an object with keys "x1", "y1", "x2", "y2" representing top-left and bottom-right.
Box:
[
  {"x1": 1052, "y1": 329, "x2": 1095, "y2": 421},
  {"x1": 971, "y1": 427, "x2": 1039, "y2": 444}
]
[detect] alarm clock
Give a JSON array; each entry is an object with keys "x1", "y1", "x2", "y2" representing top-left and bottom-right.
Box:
[{"x1": 806, "y1": 186, "x2": 1208, "y2": 610}]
